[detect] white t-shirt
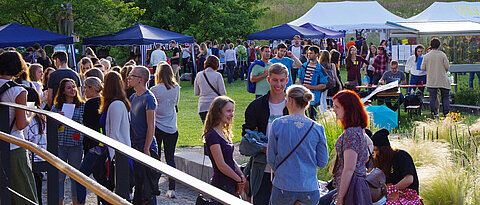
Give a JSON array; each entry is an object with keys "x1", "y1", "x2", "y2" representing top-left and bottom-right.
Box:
[
  {"x1": 291, "y1": 45, "x2": 302, "y2": 59},
  {"x1": 0, "y1": 79, "x2": 27, "y2": 150},
  {"x1": 266, "y1": 99, "x2": 286, "y2": 173},
  {"x1": 182, "y1": 48, "x2": 191, "y2": 58},
  {"x1": 150, "y1": 49, "x2": 167, "y2": 66}
]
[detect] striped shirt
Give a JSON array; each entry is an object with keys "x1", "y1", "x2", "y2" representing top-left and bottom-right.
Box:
[
  {"x1": 303, "y1": 65, "x2": 316, "y2": 85},
  {"x1": 51, "y1": 103, "x2": 85, "y2": 147}
]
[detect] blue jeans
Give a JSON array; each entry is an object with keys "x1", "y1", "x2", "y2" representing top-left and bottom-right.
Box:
[
  {"x1": 58, "y1": 145, "x2": 83, "y2": 201},
  {"x1": 226, "y1": 61, "x2": 235, "y2": 84},
  {"x1": 469, "y1": 72, "x2": 480, "y2": 88},
  {"x1": 409, "y1": 75, "x2": 427, "y2": 93},
  {"x1": 76, "y1": 151, "x2": 102, "y2": 204},
  {"x1": 270, "y1": 186, "x2": 320, "y2": 205}
]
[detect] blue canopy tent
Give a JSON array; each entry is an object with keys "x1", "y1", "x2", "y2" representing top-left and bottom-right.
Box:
[
  {"x1": 0, "y1": 23, "x2": 76, "y2": 66},
  {"x1": 299, "y1": 23, "x2": 345, "y2": 38},
  {"x1": 247, "y1": 23, "x2": 326, "y2": 40},
  {"x1": 83, "y1": 23, "x2": 195, "y2": 67}
]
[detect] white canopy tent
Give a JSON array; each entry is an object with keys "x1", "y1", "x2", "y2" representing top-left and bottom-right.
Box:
[
  {"x1": 408, "y1": 1, "x2": 480, "y2": 23},
  {"x1": 387, "y1": 21, "x2": 480, "y2": 37},
  {"x1": 288, "y1": 1, "x2": 406, "y2": 32}
]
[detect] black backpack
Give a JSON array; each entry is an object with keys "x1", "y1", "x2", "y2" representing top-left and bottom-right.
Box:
[{"x1": 404, "y1": 94, "x2": 422, "y2": 109}]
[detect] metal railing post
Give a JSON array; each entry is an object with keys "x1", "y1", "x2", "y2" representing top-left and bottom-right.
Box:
[
  {"x1": 46, "y1": 116, "x2": 59, "y2": 204},
  {"x1": 0, "y1": 105, "x2": 10, "y2": 204}
]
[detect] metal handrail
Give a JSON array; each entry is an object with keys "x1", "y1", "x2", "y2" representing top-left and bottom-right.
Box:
[
  {"x1": 0, "y1": 102, "x2": 250, "y2": 205},
  {"x1": 0, "y1": 131, "x2": 130, "y2": 205}
]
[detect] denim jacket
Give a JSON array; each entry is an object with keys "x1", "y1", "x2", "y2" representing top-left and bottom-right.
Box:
[
  {"x1": 297, "y1": 61, "x2": 328, "y2": 106},
  {"x1": 267, "y1": 115, "x2": 329, "y2": 192}
]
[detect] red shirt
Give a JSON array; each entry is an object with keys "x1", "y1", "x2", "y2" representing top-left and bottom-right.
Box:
[{"x1": 372, "y1": 53, "x2": 389, "y2": 75}]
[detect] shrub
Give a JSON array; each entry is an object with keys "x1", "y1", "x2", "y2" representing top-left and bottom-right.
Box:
[{"x1": 453, "y1": 87, "x2": 480, "y2": 106}]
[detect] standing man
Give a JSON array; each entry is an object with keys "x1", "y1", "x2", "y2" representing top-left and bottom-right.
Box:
[
  {"x1": 269, "y1": 43, "x2": 302, "y2": 88},
  {"x1": 250, "y1": 46, "x2": 272, "y2": 99},
  {"x1": 47, "y1": 51, "x2": 82, "y2": 108},
  {"x1": 150, "y1": 44, "x2": 167, "y2": 73},
  {"x1": 296, "y1": 46, "x2": 327, "y2": 120},
  {"x1": 288, "y1": 35, "x2": 303, "y2": 84},
  {"x1": 127, "y1": 66, "x2": 159, "y2": 204},
  {"x1": 421, "y1": 38, "x2": 451, "y2": 118},
  {"x1": 371, "y1": 46, "x2": 389, "y2": 85},
  {"x1": 169, "y1": 40, "x2": 181, "y2": 83},
  {"x1": 235, "y1": 39, "x2": 248, "y2": 80},
  {"x1": 242, "y1": 63, "x2": 290, "y2": 205}
]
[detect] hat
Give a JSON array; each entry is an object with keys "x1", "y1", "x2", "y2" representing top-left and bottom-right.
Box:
[
  {"x1": 371, "y1": 129, "x2": 390, "y2": 146},
  {"x1": 364, "y1": 129, "x2": 373, "y2": 138}
]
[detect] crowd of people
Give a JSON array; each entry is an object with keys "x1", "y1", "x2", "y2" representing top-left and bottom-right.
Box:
[{"x1": 0, "y1": 35, "x2": 445, "y2": 205}]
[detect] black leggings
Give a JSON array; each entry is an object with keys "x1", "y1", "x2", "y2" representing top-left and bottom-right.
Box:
[{"x1": 154, "y1": 128, "x2": 179, "y2": 190}]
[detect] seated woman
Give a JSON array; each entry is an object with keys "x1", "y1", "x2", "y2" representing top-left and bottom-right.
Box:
[{"x1": 371, "y1": 129, "x2": 421, "y2": 203}]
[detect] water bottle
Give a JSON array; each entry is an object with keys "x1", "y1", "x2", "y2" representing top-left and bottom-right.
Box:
[{"x1": 447, "y1": 71, "x2": 453, "y2": 84}]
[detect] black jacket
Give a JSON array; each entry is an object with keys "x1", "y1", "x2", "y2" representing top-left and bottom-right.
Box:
[{"x1": 242, "y1": 92, "x2": 289, "y2": 136}]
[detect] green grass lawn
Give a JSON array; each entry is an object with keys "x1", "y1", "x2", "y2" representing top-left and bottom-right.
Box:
[
  {"x1": 175, "y1": 68, "x2": 476, "y2": 147},
  {"x1": 176, "y1": 79, "x2": 252, "y2": 147}
]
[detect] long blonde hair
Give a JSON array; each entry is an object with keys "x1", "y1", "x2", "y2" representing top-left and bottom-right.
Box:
[{"x1": 202, "y1": 96, "x2": 235, "y2": 142}]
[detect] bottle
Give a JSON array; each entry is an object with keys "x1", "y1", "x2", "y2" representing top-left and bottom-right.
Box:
[{"x1": 447, "y1": 71, "x2": 453, "y2": 84}]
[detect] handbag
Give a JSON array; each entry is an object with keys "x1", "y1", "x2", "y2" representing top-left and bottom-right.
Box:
[
  {"x1": 195, "y1": 146, "x2": 216, "y2": 205},
  {"x1": 344, "y1": 80, "x2": 359, "y2": 91},
  {"x1": 365, "y1": 147, "x2": 387, "y2": 202},
  {"x1": 203, "y1": 71, "x2": 221, "y2": 96}
]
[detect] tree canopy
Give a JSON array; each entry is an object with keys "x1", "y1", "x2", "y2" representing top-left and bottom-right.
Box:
[
  {"x1": 0, "y1": 0, "x2": 266, "y2": 43},
  {"x1": 0, "y1": 0, "x2": 144, "y2": 38}
]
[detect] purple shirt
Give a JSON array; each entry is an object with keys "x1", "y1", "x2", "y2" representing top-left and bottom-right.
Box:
[{"x1": 205, "y1": 130, "x2": 237, "y2": 188}]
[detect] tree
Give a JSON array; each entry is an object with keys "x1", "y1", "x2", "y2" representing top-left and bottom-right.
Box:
[
  {"x1": 132, "y1": 0, "x2": 267, "y2": 42},
  {"x1": 0, "y1": 0, "x2": 144, "y2": 39}
]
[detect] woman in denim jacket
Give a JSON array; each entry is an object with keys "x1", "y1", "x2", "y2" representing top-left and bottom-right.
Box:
[{"x1": 267, "y1": 85, "x2": 329, "y2": 205}]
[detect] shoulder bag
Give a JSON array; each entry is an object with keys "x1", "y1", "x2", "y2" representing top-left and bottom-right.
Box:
[
  {"x1": 366, "y1": 147, "x2": 387, "y2": 202},
  {"x1": 203, "y1": 71, "x2": 221, "y2": 96}
]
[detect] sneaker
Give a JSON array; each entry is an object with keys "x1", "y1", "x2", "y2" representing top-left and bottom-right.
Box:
[{"x1": 166, "y1": 190, "x2": 176, "y2": 198}]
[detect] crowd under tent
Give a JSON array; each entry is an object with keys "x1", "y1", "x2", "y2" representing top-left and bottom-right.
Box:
[
  {"x1": 247, "y1": 23, "x2": 326, "y2": 40},
  {"x1": 83, "y1": 23, "x2": 195, "y2": 68},
  {"x1": 408, "y1": 1, "x2": 480, "y2": 23},
  {"x1": 288, "y1": 1, "x2": 406, "y2": 32},
  {"x1": 0, "y1": 23, "x2": 76, "y2": 66}
]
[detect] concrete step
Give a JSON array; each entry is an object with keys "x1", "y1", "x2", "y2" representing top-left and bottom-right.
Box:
[{"x1": 174, "y1": 152, "x2": 213, "y2": 183}]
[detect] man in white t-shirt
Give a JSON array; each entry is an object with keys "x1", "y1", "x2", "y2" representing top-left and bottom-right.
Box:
[
  {"x1": 242, "y1": 63, "x2": 289, "y2": 205},
  {"x1": 288, "y1": 35, "x2": 304, "y2": 84},
  {"x1": 150, "y1": 44, "x2": 167, "y2": 72}
]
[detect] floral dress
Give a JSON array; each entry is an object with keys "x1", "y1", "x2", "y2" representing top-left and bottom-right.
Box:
[{"x1": 332, "y1": 126, "x2": 370, "y2": 188}]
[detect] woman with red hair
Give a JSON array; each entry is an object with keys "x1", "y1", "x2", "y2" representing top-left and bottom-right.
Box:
[{"x1": 319, "y1": 90, "x2": 373, "y2": 205}]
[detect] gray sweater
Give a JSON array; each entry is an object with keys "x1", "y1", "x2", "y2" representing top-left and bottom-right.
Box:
[{"x1": 194, "y1": 68, "x2": 227, "y2": 113}]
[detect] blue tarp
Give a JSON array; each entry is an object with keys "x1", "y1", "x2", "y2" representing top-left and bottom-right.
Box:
[
  {"x1": 0, "y1": 23, "x2": 73, "y2": 48},
  {"x1": 299, "y1": 23, "x2": 345, "y2": 38},
  {"x1": 83, "y1": 23, "x2": 194, "y2": 46},
  {"x1": 248, "y1": 24, "x2": 326, "y2": 40}
]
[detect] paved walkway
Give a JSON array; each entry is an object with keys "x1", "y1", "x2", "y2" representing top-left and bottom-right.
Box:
[
  {"x1": 41, "y1": 145, "x2": 327, "y2": 204},
  {"x1": 41, "y1": 146, "x2": 242, "y2": 205}
]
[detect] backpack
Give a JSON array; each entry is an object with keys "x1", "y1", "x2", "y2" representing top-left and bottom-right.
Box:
[
  {"x1": 323, "y1": 63, "x2": 336, "y2": 90},
  {"x1": 247, "y1": 60, "x2": 266, "y2": 93},
  {"x1": 237, "y1": 45, "x2": 247, "y2": 61}
]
